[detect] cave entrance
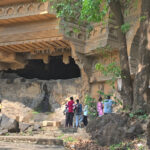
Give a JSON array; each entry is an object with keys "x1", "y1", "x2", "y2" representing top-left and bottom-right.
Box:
[{"x1": 5, "y1": 56, "x2": 81, "y2": 80}]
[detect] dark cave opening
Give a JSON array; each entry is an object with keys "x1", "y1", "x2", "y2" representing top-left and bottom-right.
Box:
[{"x1": 5, "y1": 56, "x2": 81, "y2": 80}]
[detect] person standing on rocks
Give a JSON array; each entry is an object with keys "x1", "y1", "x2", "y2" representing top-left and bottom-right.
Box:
[
  {"x1": 75, "y1": 99, "x2": 82, "y2": 128},
  {"x1": 83, "y1": 104, "x2": 88, "y2": 126},
  {"x1": 67, "y1": 97, "x2": 74, "y2": 127},
  {"x1": 64, "y1": 103, "x2": 69, "y2": 127},
  {"x1": 103, "y1": 96, "x2": 115, "y2": 114},
  {"x1": 97, "y1": 96, "x2": 104, "y2": 117}
]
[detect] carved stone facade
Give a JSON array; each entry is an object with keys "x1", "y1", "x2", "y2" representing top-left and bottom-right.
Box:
[
  {"x1": 0, "y1": 0, "x2": 149, "y2": 120},
  {"x1": 0, "y1": 2, "x2": 50, "y2": 19}
]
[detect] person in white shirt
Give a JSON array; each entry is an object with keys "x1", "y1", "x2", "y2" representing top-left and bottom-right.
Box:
[{"x1": 83, "y1": 105, "x2": 88, "y2": 126}]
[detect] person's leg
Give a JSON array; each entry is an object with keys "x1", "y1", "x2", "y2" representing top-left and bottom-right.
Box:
[
  {"x1": 84, "y1": 116, "x2": 88, "y2": 126},
  {"x1": 68, "y1": 113, "x2": 71, "y2": 127},
  {"x1": 76, "y1": 115, "x2": 79, "y2": 127},
  {"x1": 65, "y1": 113, "x2": 69, "y2": 127},
  {"x1": 70, "y1": 112, "x2": 74, "y2": 127},
  {"x1": 73, "y1": 115, "x2": 75, "y2": 128},
  {"x1": 83, "y1": 115, "x2": 85, "y2": 126},
  {"x1": 79, "y1": 115, "x2": 83, "y2": 127}
]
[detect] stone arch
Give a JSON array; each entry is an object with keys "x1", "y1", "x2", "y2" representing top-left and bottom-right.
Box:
[
  {"x1": 17, "y1": 6, "x2": 25, "y2": 13},
  {"x1": 7, "y1": 7, "x2": 14, "y2": 15},
  {"x1": 0, "y1": 8, "x2": 4, "y2": 16}
]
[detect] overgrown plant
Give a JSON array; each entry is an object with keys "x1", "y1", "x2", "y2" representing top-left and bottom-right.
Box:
[
  {"x1": 129, "y1": 109, "x2": 149, "y2": 120},
  {"x1": 110, "y1": 142, "x2": 131, "y2": 150},
  {"x1": 95, "y1": 61, "x2": 121, "y2": 89},
  {"x1": 84, "y1": 95, "x2": 97, "y2": 118}
]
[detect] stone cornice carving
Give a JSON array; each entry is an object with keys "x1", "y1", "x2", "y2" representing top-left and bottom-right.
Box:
[
  {"x1": 61, "y1": 20, "x2": 120, "y2": 55},
  {"x1": 0, "y1": 0, "x2": 36, "y2": 7},
  {"x1": 0, "y1": 1, "x2": 53, "y2": 20}
]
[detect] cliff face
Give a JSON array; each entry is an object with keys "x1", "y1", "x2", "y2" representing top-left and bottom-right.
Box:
[
  {"x1": 0, "y1": 0, "x2": 149, "y2": 120},
  {"x1": 0, "y1": 74, "x2": 81, "y2": 122}
]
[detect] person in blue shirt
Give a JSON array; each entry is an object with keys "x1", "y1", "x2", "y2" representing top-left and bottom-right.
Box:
[
  {"x1": 103, "y1": 96, "x2": 115, "y2": 114},
  {"x1": 75, "y1": 99, "x2": 82, "y2": 128}
]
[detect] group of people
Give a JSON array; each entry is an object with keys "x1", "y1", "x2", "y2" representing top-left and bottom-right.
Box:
[
  {"x1": 64, "y1": 95, "x2": 115, "y2": 128},
  {"x1": 97, "y1": 95, "x2": 115, "y2": 117},
  {"x1": 64, "y1": 97, "x2": 88, "y2": 128}
]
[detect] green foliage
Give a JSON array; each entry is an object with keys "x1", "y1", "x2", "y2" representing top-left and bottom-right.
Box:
[
  {"x1": 81, "y1": 0, "x2": 108, "y2": 23},
  {"x1": 63, "y1": 136, "x2": 77, "y2": 143},
  {"x1": 95, "y1": 62, "x2": 121, "y2": 77},
  {"x1": 129, "y1": 109, "x2": 149, "y2": 120},
  {"x1": 49, "y1": 0, "x2": 83, "y2": 24},
  {"x1": 110, "y1": 142, "x2": 131, "y2": 150},
  {"x1": 73, "y1": 27, "x2": 80, "y2": 34},
  {"x1": 57, "y1": 133, "x2": 65, "y2": 140},
  {"x1": 95, "y1": 61, "x2": 121, "y2": 89},
  {"x1": 27, "y1": 130, "x2": 33, "y2": 136},
  {"x1": 32, "y1": 110, "x2": 40, "y2": 114},
  {"x1": 5, "y1": 133, "x2": 10, "y2": 136},
  {"x1": 139, "y1": 16, "x2": 147, "y2": 22},
  {"x1": 114, "y1": 96, "x2": 123, "y2": 106},
  {"x1": 84, "y1": 95, "x2": 97, "y2": 118},
  {"x1": 121, "y1": 23, "x2": 131, "y2": 33}
]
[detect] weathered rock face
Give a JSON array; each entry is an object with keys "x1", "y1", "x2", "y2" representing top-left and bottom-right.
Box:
[
  {"x1": 86, "y1": 114, "x2": 144, "y2": 146},
  {"x1": 0, "y1": 114, "x2": 19, "y2": 132},
  {"x1": 0, "y1": 74, "x2": 81, "y2": 122}
]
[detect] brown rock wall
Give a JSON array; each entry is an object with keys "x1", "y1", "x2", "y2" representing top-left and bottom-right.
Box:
[{"x1": 0, "y1": 76, "x2": 81, "y2": 122}]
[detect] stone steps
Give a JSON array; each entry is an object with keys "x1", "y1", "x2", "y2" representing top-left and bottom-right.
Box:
[
  {"x1": 0, "y1": 142, "x2": 66, "y2": 150},
  {"x1": 42, "y1": 126, "x2": 78, "y2": 134},
  {"x1": 0, "y1": 136, "x2": 63, "y2": 146},
  {"x1": 42, "y1": 121, "x2": 61, "y2": 127}
]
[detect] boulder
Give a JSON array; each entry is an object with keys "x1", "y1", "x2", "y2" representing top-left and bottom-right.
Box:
[
  {"x1": 33, "y1": 124, "x2": 41, "y2": 131},
  {"x1": 0, "y1": 114, "x2": 19, "y2": 132},
  {"x1": 86, "y1": 114, "x2": 128, "y2": 146},
  {"x1": 19, "y1": 123, "x2": 31, "y2": 132},
  {"x1": 0, "y1": 129, "x2": 8, "y2": 135},
  {"x1": 126, "y1": 122, "x2": 144, "y2": 139},
  {"x1": 86, "y1": 113, "x2": 144, "y2": 146}
]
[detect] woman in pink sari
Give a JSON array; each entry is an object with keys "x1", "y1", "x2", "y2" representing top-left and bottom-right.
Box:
[{"x1": 97, "y1": 97, "x2": 104, "y2": 117}]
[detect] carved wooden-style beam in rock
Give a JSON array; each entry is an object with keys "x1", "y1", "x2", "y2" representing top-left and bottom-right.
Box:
[{"x1": 63, "y1": 52, "x2": 70, "y2": 64}]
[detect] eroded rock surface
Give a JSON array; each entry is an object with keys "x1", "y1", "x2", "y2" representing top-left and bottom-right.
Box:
[
  {"x1": 0, "y1": 75, "x2": 81, "y2": 122},
  {"x1": 0, "y1": 114, "x2": 19, "y2": 132},
  {"x1": 86, "y1": 114, "x2": 144, "y2": 146}
]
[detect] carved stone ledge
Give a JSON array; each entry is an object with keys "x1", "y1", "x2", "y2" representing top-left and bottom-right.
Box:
[
  {"x1": 60, "y1": 21, "x2": 87, "y2": 43},
  {"x1": 0, "y1": 1, "x2": 50, "y2": 19}
]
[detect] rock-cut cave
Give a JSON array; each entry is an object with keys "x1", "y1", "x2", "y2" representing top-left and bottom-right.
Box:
[{"x1": 5, "y1": 56, "x2": 81, "y2": 80}]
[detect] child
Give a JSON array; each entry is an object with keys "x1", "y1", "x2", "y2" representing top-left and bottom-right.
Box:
[
  {"x1": 83, "y1": 105, "x2": 88, "y2": 126},
  {"x1": 64, "y1": 103, "x2": 69, "y2": 127},
  {"x1": 97, "y1": 97, "x2": 104, "y2": 117}
]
